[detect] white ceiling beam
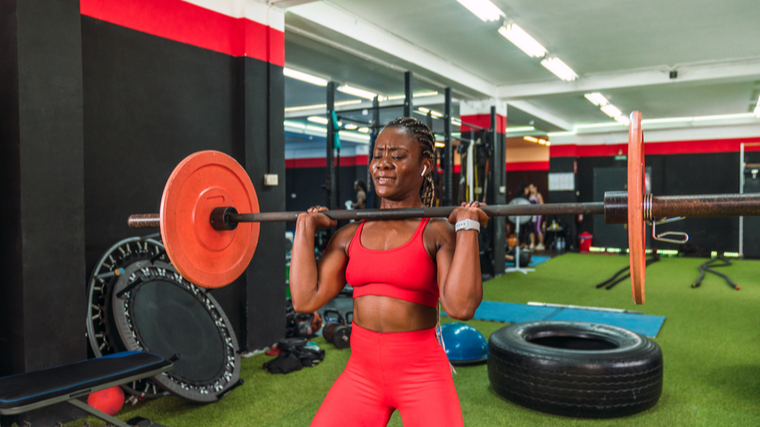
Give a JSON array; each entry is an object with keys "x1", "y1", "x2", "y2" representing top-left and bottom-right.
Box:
[
  {"x1": 507, "y1": 100, "x2": 573, "y2": 131},
  {"x1": 288, "y1": 2, "x2": 498, "y2": 98},
  {"x1": 269, "y1": 0, "x2": 320, "y2": 9},
  {"x1": 284, "y1": 95, "x2": 451, "y2": 119},
  {"x1": 498, "y1": 57, "x2": 760, "y2": 99}
]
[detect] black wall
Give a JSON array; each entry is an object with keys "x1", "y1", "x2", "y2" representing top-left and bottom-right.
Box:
[
  {"x1": 81, "y1": 17, "x2": 286, "y2": 351},
  {"x1": 550, "y1": 152, "x2": 740, "y2": 253}
]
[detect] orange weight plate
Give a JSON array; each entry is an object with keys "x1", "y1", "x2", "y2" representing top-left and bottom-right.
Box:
[
  {"x1": 627, "y1": 112, "x2": 646, "y2": 304},
  {"x1": 160, "y1": 151, "x2": 259, "y2": 288}
]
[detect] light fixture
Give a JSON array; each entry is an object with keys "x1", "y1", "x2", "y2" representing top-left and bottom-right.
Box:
[
  {"x1": 338, "y1": 131, "x2": 370, "y2": 143},
  {"x1": 600, "y1": 104, "x2": 623, "y2": 119},
  {"x1": 285, "y1": 103, "x2": 326, "y2": 112},
  {"x1": 344, "y1": 124, "x2": 358, "y2": 130},
  {"x1": 497, "y1": 24, "x2": 547, "y2": 58},
  {"x1": 418, "y1": 107, "x2": 430, "y2": 113},
  {"x1": 506, "y1": 126, "x2": 534, "y2": 132},
  {"x1": 358, "y1": 127, "x2": 370, "y2": 133},
  {"x1": 307, "y1": 116, "x2": 328, "y2": 125},
  {"x1": 283, "y1": 120, "x2": 306, "y2": 130},
  {"x1": 523, "y1": 136, "x2": 538, "y2": 143},
  {"x1": 385, "y1": 91, "x2": 439, "y2": 101},
  {"x1": 538, "y1": 139, "x2": 547, "y2": 145},
  {"x1": 337, "y1": 85, "x2": 378, "y2": 100},
  {"x1": 584, "y1": 93, "x2": 609, "y2": 107},
  {"x1": 434, "y1": 142, "x2": 446, "y2": 148},
  {"x1": 305, "y1": 125, "x2": 327, "y2": 133},
  {"x1": 540, "y1": 57, "x2": 578, "y2": 81},
  {"x1": 455, "y1": 0, "x2": 505, "y2": 22},
  {"x1": 546, "y1": 141, "x2": 551, "y2": 146},
  {"x1": 283, "y1": 68, "x2": 327, "y2": 86},
  {"x1": 614, "y1": 115, "x2": 630, "y2": 126},
  {"x1": 335, "y1": 100, "x2": 362, "y2": 107},
  {"x1": 431, "y1": 110, "x2": 443, "y2": 118},
  {"x1": 414, "y1": 110, "x2": 428, "y2": 117},
  {"x1": 451, "y1": 118, "x2": 462, "y2": 126}
]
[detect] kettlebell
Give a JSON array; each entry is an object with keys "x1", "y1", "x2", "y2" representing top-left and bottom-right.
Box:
[
  {"x1": 332, "y1": 311, "x2": 352, "y2": 349},
  {"x1": 321, "y1": 309, "x2": 345, "y2": 344}
]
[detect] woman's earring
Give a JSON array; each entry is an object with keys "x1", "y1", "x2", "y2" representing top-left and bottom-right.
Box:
[{"x1": 421, "y1": 166, "x2": 427, "y2": 177}]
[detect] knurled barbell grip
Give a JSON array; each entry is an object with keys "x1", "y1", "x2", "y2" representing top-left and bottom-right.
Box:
[{"x1": 128, "y1": 214, "x2": 161, "y2": 229}]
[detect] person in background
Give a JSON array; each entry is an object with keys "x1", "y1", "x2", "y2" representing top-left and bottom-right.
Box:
[
  {"x1": 515, "y1": 183, "x2": 533, "y2": 248},
  {"x1": 528, "y1": 183, "x2": 545, "y2": 250},
  {"x1": 353, "y1": 180, "x2": 367, "y2": 210}
]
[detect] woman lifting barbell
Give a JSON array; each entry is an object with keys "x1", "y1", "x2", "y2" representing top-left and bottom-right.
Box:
[{"x1": 290, "y1": 117, "x2": 487, "y2": 427}]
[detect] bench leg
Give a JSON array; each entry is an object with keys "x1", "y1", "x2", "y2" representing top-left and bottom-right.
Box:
[{"x1": 66, "y1": 398, "x2": 132, "y2": 427}]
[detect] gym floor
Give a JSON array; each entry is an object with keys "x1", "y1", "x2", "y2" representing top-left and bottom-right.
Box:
[{"x1": 67, "y1": 253, "x2": 760, "y2": 426}]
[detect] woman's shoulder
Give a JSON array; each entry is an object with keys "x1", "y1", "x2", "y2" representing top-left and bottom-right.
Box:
[{"x1": 424, "y1": 218, "x2": 456, "y2": 239}]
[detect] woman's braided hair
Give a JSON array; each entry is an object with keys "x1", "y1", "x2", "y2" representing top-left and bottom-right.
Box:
[{"x1": 384, "y1": 117, "x2": 436, "y2": 207}]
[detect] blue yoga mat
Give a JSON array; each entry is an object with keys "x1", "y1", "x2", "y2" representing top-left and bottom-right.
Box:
[
  {"x1": 506, "y1": 255, "x2": 551, "y2": 267},
  {"x1": 444, "y1": 301, "x2": 665, "y2": 337}
]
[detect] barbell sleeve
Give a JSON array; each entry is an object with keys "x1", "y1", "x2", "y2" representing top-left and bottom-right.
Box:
[{"x1": 128, "y1": 214, "x2": 161, "y2": 229}]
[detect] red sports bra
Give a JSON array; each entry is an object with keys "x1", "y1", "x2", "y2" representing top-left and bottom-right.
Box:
[{"x1": 345, "y1": 218, "x2": 439, "y2": 308}]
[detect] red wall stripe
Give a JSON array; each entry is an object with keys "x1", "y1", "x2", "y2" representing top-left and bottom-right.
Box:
[
  {"x1": 81, "y1": 0, "x2": 284, "y2": 66},
  {"x1": 286, "y1": 155, "x2": 369, "y2": 169},
  {"x1": 551, "y1": 137, "x2": 760, "y2": 158},
  {"x1": 506, "y1": 161, "x2": 550, "y2": 171},
  {"x1": 460, "y1": 114, "x2": 507, "y2": 133}
]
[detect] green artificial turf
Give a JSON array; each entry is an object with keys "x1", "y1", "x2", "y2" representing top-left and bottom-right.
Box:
[{"x1": 66, "y1": 254, "x2": 760, "y2": 426}]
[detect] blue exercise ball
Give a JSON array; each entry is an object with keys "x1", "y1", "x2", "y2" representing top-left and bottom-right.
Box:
[{"x1": 440, "y1": 322, "x2": 488, "y2": 365}]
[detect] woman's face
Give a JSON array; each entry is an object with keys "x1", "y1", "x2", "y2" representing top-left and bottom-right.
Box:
[
  {"x1": 370, "y1": 127, "x2": 430, "y2": 201},
  {"x1": 529, "y1": 184, "x2": 537, "y2": 194}
]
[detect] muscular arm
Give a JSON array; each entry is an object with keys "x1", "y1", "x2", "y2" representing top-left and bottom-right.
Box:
[
  {"x1": 290, "y1": 212, "x2": 357, "y2": 313},
  {"x1": 430, "y1": 205, "x2": 487, "y2": 320}
]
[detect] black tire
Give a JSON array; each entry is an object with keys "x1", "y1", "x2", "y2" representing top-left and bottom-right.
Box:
[{"x1": 488, "y1": 321, "x2": 663, "y2": 418}]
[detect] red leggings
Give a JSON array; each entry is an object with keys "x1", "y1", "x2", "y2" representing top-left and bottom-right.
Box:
[{"x1": 311, "y1": 322, "x2": 463, "y2": 427}]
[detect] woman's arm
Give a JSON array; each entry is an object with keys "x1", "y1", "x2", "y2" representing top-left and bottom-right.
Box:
[
  {"x1": 290, "y1": 207, "x2": 355, "y2": 313},
  {"x1": 433, "y1": 202, "x2": 488, "y2": 320},
  {"x1": 537, "y1": 193, "x2": 544, "y2": 204}
]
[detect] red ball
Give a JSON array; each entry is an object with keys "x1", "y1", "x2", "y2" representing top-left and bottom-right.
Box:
[{"x1": 87, "y1": 386, "x2": 125, "y2": 416}]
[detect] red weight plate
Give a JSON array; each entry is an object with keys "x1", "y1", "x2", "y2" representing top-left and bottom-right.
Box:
[
  {"x1": 160, "y1": 151, "x2": 259, "y2": 288},
  {"x1": 627, "y1": 112, "x2": 646, "y2": 304}
]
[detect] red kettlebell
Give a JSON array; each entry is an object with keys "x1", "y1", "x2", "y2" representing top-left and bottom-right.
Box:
[{"x1": 87, "y1": 386, "x2": 125, "y2": 416}]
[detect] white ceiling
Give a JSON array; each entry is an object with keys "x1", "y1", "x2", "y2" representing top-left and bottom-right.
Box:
[{"x1": 282, "y1": 0, "x2": 760, "y2": 134}]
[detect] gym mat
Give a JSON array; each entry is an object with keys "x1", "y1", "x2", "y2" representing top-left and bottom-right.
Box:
[
  {"x1": 444, "y1": 301, "x2": 665, "y2": 337},
  {"x1": 506, "y1": 255, "x2": 551, "y2": 267}
]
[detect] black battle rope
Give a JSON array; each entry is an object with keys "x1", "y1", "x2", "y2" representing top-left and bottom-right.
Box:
[
  {"x1": 594, "y1": 254, "x2": 661, "y2": 290},
  {"x1": 692, "y1": 257, "x2": 740, "y2": 290}
]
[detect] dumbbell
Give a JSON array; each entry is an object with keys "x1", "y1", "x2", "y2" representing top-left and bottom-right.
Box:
[{"x1": 332, "y1": 311, "x2": 352, "y2": 350}]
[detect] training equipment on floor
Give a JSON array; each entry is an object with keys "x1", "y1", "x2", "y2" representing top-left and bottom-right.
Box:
[
  {"x1": 263, "y1": 338, "x2": 325, "y2": 374},
  {"x1": 443, "y1": 301, "x2": 665, "y2": 337},
  {"x1": 595, "y1": 253, "x2": 661, "y2": 290},
  {"x1": 692, "y1": 257, "x2": 740, "y2": 290},
  {"x1": 488, "y1": 321, "x2": 663, "y2": 418},
  {"x1": 0, "y1": 351, "x2": 172, "y2": 427},
  {"x1": 440, "y1": 322, "x2": 488, "y2": 365},
  {"x1": 126, "y1": 112, "x2": 760, "y2": 304},
  {"x1": 87, "y1": 386, "x2": 125, "y2": 416},
  {"x1": 87, "y1": 236, "x2": 242, "y2": 403}
]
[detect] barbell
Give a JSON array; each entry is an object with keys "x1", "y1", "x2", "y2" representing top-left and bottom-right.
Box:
[{"x1": 128, "y1": 112, "x2": 760, "y2": 304}]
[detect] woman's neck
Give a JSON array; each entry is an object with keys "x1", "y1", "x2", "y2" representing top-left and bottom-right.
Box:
[{"x1": 379, "y1": 195, "x2": 423, "y2": 210}]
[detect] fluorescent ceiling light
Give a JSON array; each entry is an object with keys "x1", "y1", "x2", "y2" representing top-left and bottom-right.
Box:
[
  {"x1": 337, "y1": 85, "x2": 377, "y2": 100},
  {"x1": 305, "y1": 125, "x2": 326, "y2": 133},
  {"x1": 335, "y1": 100, "x2": 363, "y2": 108},
  {"x1": 614, "y1": 115, "x2": 630, "y2": 126},
  {"x1": 431, "y1": 110, "x2": 443, "y2": 118},
  {"x1": 584, "y1": 93, "x2": 609, "y2": 107},
  {"x1": 600, "y1": 104, "x2": 623, "y2": 119},
  {"x1": 339, "y1": 131, "x2": 370, "y2": 143},
  {"x1": 523, "y1": 136, "x2": 538, "y2": 142},
  {"x1": 506, "y1": 126, "x2": 534, "y2": 132},
  {"x1": 419, "y1": 107, "x2": 430, "y2": 113},
  {"x1": 283, "y1": 68, "x2": 327, "y2": 87},
  {"x1": 307, "y1": 116, "x2": 328, "y2": 125},
  {"x1": 285, "y1": 103, "x2": 326, "y2": 112},
  {"x1": 283, "y1": 120, "x2": 306, "y2": 130},
  {"x1": 344, "y1": 124, "x2": 358, "y2": 130},
  {"x1": 498, "y1": 24, "x2": 547, "y2": 58},
  {"x1": 434, "y1": 142, "x2": 446, "y2": 148},
  {"x1": 451, "y1": 118, "x2": 462, "y2": 126},
  {"x1": 540, "y1": 57, "x2": 578, "y2": 81},
  {"x1": 456, "y1": 0, "x2": 505, "y2": 22},
  {"x1": 358, "y1": 127, "x2": 370, "y2": 133},
  {"x1": 414, "y1": 110, "x2": 428, "y2": 117},
  {"x1": 385, "y1": 91, "x2": 439, "y2": 101}
]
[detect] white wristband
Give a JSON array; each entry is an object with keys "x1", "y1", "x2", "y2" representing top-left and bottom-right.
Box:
[{"x1": 455, "y1": 219, "x2": 480, "y2": 233}]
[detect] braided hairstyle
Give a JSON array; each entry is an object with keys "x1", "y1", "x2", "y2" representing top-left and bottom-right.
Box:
[{"x1": 384, "y1": 117, "x2": 436, "y2": 207}]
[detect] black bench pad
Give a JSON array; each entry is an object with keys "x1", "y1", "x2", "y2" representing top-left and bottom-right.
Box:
[{"x1": 0, "y1": 351, "x2": 170, "y2": 411}]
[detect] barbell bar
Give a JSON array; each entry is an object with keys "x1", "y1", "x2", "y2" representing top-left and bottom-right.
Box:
[{"x1": 126, "y1": 112, "x2": 760, "y2": 304}]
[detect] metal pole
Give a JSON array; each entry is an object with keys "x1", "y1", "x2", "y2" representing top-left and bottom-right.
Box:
[
  {"x1": 443, "y1": 88, "x2": 452, "y2": 206},
  {"x1": 368, "y1": 96, "x2": 380, "y2": 208},
  {"x1": 404, "y1": 71, "x2": 413, "y2": 118},
  {"x1": 740, "y1": 143, "x2": 745, "y2": 257},
  {"x1": 326, "y1": 82, "x2": 336, "y2": 210}
]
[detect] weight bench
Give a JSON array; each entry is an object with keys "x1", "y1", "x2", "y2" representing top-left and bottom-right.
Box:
[{"x1": 0, "y1": 351, "x2": 172, "y2": 427}]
